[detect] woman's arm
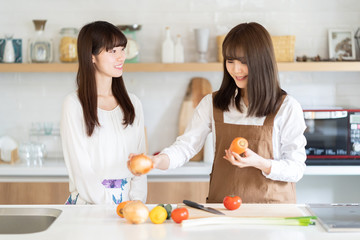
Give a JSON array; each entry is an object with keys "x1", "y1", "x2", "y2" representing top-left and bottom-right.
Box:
[{"x1": 154, "y1": 94, "x2": 213, "y2": 170}]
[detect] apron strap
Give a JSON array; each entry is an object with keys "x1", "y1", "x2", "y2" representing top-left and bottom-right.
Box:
[
  {"x1": 212, "y1": 92, "x2": 224, "y2": 123},
  {"x1": 213, "y1": 92, "x2": 287, "y2": 127}
]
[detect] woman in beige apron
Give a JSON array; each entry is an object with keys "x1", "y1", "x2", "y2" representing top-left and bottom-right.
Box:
[{"x1": 142, "y1": 22, "x2": 307, "y2": 203}]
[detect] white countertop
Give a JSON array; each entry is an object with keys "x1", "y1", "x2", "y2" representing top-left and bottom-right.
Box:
[
  {"x1": 0, "y1": 204, "x2": 359, "y2": 240},
  {"x1": 0, "y1": 158, "x2": 360, "y2": 182}
]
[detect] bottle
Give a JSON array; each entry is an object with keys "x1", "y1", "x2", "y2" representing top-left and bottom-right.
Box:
[
  {"x1": 59, "y1": 28, "x2": 78, "y2": 63},
  {"x1": 161, "y1": 27, "x2": 174, "y2": 63},
  {"x1": 3, "y1": 34, "x2": 15, "y2": 63},
  {"x1": 174, "y1": 34, "x2": 184, "y2": 63},
  {"x1": 28, "y1": 20, "x2": 53, "y2": 63}
]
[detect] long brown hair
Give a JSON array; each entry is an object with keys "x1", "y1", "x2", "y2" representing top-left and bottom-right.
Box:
[
  {"x1": 77, "y1": 21, "x2": 135, "y2": 136},
  {"x1": 214, "y1": 22, "x2": 286, "y2": 117}
]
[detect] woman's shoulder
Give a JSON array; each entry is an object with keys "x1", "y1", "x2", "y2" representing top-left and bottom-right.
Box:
[
  {"x1": 277, "y1": 94, "x2": 304, "y2": 118},
  {"x1": 201, "y1": 93, "x2": 214, "y2": 105},
  {"x1": 62, "y1": 91, "x2": 81, "y2": 110},
  {"x1": 282, "y1": 95, "x2": 302, "y2": 110},
  {"x1": 127, "y1": 92, "x2": 142, "y2": 107}
]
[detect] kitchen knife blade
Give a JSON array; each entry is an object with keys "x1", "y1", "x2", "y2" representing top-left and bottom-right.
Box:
[{"x1": 183, "y1": 200, "x2": 225, "y2": 215}]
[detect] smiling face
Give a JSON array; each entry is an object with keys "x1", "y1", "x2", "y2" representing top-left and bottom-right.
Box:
[
  {"x1": 93, "y1": 46, "x2": 126, "y2": 78},
  {"x1": 225, "y1": 57, "x2": 248, "y2": 90}
]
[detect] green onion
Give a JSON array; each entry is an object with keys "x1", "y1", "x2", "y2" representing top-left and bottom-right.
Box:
[{"x1": 181, "y1": 216, "x2": 317, "y2": 228}]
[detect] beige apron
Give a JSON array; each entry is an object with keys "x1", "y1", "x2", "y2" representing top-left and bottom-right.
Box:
[{"x1": 207, "y1": 93, "x2": 296, "y2": 203}]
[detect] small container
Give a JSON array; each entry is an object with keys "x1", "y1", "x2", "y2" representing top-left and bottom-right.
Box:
[
  {"x1": 59, "y1": 28, "x2": 78, "y2": 63},
  {"x1": 28, "y1": 20, "x2": 53, "y2": 63},
  {"x1": 3, "y1": 34, "x2": 15, "y2": 63},
  {"x1": 174, "y1": 34, "x2": 184, "y2": 63},
  {"x1": 161, "y1": 27, "x2": 174, "y2": 63}
]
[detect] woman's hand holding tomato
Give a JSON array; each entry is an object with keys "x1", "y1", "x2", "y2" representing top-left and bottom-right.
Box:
[
  {"x1": 223, "y1": 195, "x2": 242, "y2": 210},
  {"x1": 224, "y1": 147, "x2": 272, "y2": 175}
]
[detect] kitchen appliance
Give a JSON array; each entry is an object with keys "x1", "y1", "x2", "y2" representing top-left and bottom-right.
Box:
[
  {"x1": 306, "y1": 203, "x2": 360, "y2": 232},
  {"x1": 303, "y1": 109, "x2": 360, "y2": 165}
]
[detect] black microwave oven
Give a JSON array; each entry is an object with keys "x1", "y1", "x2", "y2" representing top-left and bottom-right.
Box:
[{"x1": 303, "y1": 109, "x2": 360, "y2": 165}]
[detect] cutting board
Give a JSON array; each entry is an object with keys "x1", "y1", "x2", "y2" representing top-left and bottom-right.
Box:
[
  {"x1": 178, "y1": 77, "x2": 212, "y2": 161},
  {"x1": 177, "y1": 203, "x2": 306, "y2": 219}
]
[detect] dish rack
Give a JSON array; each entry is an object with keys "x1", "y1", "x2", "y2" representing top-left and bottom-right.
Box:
[
  {"x1": 0, "y1": 148, "x2": 18, "y2": 164},
  {"x1": 271, "y1": 35, "x2": 296, "y2": 62}
]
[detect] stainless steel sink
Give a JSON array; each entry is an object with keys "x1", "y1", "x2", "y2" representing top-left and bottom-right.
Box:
[{"x1": 0, "y1": 208, "x2": 62, "y2": 234}]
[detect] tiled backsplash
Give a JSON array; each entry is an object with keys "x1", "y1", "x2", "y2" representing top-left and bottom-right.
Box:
[{"x1": 1, "y1": 0, "x2": 360, "y2": 155}]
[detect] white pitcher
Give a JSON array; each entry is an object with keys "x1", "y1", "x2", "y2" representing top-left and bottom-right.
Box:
[{"x1": 3, "y1": 34, "x2": 15, "y2": 63}]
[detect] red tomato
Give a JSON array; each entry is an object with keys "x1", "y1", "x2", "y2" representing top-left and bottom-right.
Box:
[
  {"x1": 229, "y1": 137, "x2": 248, "y2": 155},
  {"x1": 223, "y1": 195, "x2": 242, "y2": 210},
  {"x1": 171, "y1": 207, "x2": 189, "y2": 223}
]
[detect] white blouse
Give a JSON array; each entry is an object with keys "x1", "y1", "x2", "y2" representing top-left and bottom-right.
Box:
[
  {"x1": 162, "y1": 94, "x2": 307, "y2": 183},
  {"x1": 60, "y1": 92, "x2": 147, "y2": 204}
]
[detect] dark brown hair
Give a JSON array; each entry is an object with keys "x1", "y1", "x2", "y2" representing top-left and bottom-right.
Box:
[
  {"x1": 214, "y1": 22, "x2": 286, "y2": 117},
  {"x1": 77, "y1": 21, "x2": 135, "y2": 136}
]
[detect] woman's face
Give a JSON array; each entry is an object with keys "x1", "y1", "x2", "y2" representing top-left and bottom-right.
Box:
[
  {"x1": 225, "y1": 58, "x2": 248, "y2": 89},
  {"x1": 92, "y1": 46, "x2": 126, "y2": 78}
]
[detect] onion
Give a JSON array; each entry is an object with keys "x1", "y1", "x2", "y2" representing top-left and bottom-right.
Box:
[
  {"x1": 128, "y1": 153, "x2": 153, "y2": 175},
  {"x1": 123, "y1": 200, "x2": 149, "y2": 224}
]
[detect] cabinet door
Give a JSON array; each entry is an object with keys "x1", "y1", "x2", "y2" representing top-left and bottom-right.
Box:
[
  {"x1": 0, "y1": 182, "x2": 69, "y2": 204},
  {"x1": 146, "y1": 182, "x2": 209, "y2": 204},
  {"x1": 0, "y1": 181, "x2": 210, "y2": 204}
]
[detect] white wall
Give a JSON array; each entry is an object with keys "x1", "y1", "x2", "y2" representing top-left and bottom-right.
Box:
[{"x1": 1, "y1": 0, "x2": 360, "y2": 203}]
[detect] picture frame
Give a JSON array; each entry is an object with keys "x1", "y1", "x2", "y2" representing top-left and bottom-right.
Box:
[{"x1": 328, "y1": 29, "x2": 356, "y2": 60}]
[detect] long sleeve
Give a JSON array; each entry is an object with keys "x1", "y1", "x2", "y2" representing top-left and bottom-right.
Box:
[
  {"x1": 263, "y1": 96, "x2": 307, "y2": 182},
  {"x1": 161, "y1": 94, "x2": 213, "y2": 169},
  {"x1": 60, "y1": 94, "x2": 113, "y2": 204},
  {"x1": 129, "y1": 96, "x2": 147, "y2": 203}
]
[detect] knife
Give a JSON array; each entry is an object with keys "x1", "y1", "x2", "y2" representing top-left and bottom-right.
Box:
[{"x1": 183, "y1": 200, "x2": 225, "y2": 215}]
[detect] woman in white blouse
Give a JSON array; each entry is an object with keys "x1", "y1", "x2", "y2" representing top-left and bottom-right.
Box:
[
  {"x1": 150, "y1": 22, "x2": 307, "y2": 203},
  {"x1": 61, "y1": 21, "x2": 147, "y2": 205}
]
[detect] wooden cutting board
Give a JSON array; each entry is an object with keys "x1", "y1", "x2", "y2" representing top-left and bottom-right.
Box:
[
  {"x1": 177, "y1": 203, "x2": 306, "y2": 219},
  {"x1": 178, "y1": 77, "x2": 212, "y2": 161}
]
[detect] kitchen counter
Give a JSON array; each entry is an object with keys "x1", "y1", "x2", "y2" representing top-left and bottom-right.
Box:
[
  {"x1": 0, "y1": 204, "x2": 359, "y2": 240},
  {"x1": 0, "y1": 158, "x2": 360, "y2": 182}
]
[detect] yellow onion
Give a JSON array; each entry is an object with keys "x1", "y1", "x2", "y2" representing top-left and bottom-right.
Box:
[
  {"x1": 128, "y1": 153, "x2": 153, "y2": 175},
  {"x1": 123, "y1": 200, "x2": 149, "y2": 224}
]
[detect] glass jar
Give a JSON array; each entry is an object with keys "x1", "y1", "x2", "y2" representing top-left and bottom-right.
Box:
[
  {"x1": 28, "y1": 20, "x2": 53, "y2": 63},
  {"x1": 59, "y1": 28, "x2": 78, "y2": 63},
  {"x1": 117, "y1": 25, "x2": 141, "y2": 63}
]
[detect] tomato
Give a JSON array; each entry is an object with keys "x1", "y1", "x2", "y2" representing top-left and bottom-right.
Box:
[
  {"x1": 229, "y1": 137, "x2": 248, "y2": 155},
  {"x1": 116, "y1": 200, "x2": 132, "y2": 218},
  {"x1": 223, "y1": 195, "x2": 242, "y2": 210},
  {"x1": 171, "y1": 207, "x2": 189, "y2": 223}
]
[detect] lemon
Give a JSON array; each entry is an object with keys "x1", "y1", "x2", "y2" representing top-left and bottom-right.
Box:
[{"x1": 149, "y1": 206, "x2": 167, "y2": 224}]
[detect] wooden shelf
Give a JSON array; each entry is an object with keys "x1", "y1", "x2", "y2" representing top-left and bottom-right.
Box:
[{"x1": 1, "y1": 62, "x2": 360, "y2": 72}]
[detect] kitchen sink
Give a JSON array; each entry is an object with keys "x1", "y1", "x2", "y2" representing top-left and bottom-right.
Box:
[{"x1": 0, "y1": 208, "x2": 62, "y2": 234}]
